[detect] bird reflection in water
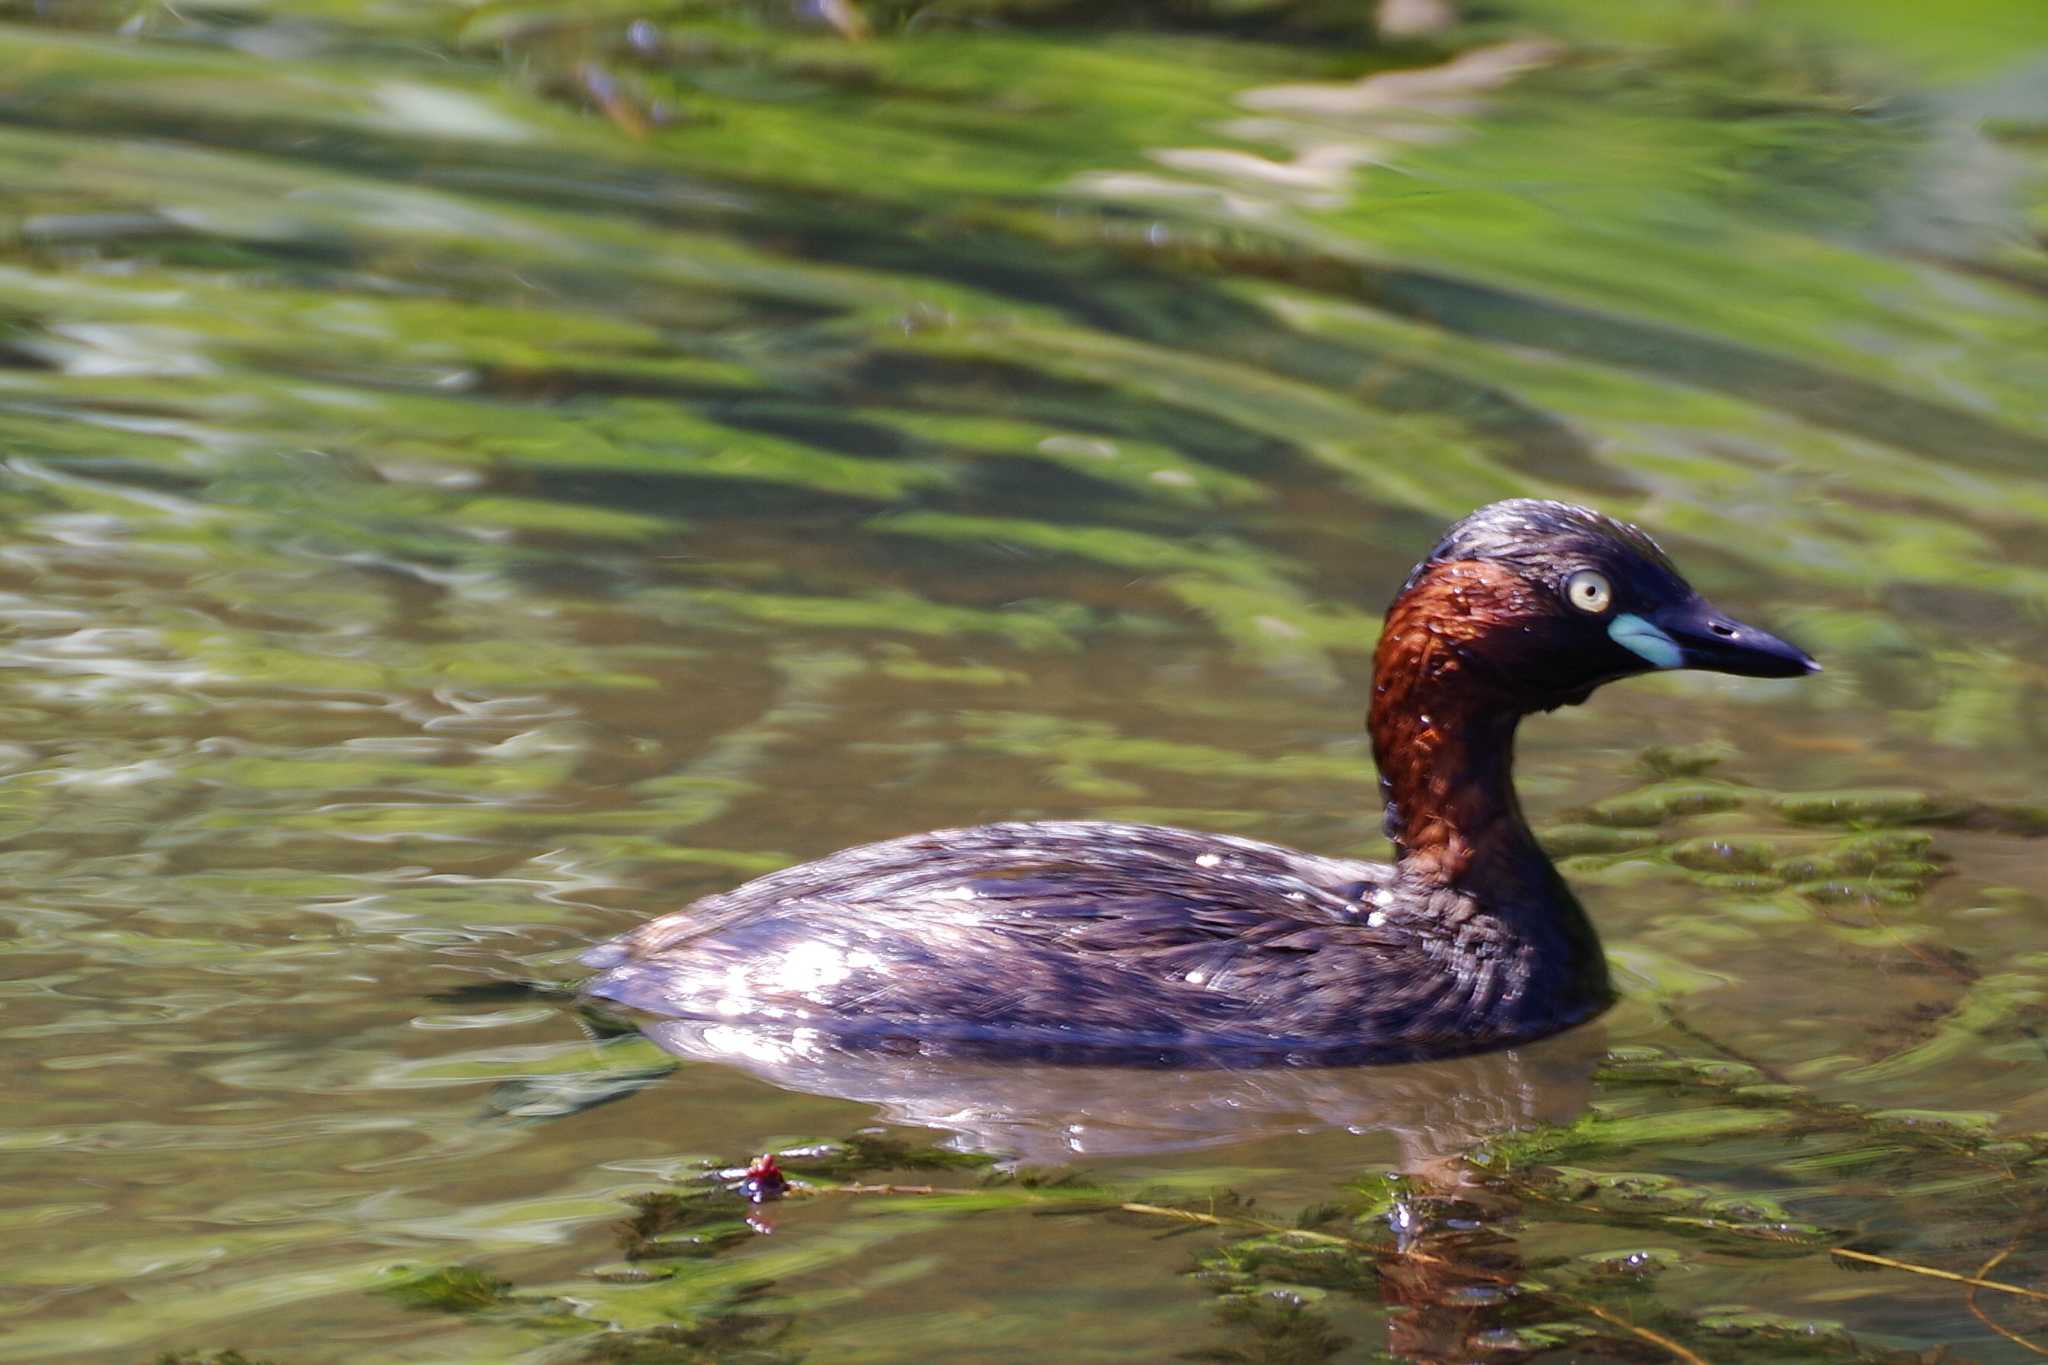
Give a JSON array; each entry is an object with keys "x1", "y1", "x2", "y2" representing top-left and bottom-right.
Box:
[{"x1": 635, "y1": 1016, "x2": 1606, "y2": 1361}]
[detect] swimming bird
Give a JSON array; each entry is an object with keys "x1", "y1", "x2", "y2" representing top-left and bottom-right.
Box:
[{"x1": 581, "y1": 500, "x2": 1816, "y2": 1065}]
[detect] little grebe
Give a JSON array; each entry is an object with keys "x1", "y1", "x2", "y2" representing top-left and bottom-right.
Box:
[{"x1": 582, "y1": 500, "x2": 1817, "y2": 1065}]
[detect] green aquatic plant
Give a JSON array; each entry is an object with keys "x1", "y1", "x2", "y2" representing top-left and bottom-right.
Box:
[
  {"x1": 770, "y1": 1133, "x2": 998, "y2": 1180},
  {"x1": 1185, "y1": 1292, "x2": 1354, "y2": 1364},
  {"x1": 571, "y1": 1308, "x2": 801, "y2": 1365},
  {"x1": 1579, "y1": 780, "x2": 1750, "y2": 827},
  {"x1": 616, "y1": 1190, "x2": 756, "y2": 1262},
  {"x1": 385, "y1": 1060, "x2": 2048, "y2": 1363},
  {"x1": 1775, "y1": 788, "x2": 1971, "y2": 826},
  {"x1": 376, "y1": 1263, "x2": 518, "y2": 1313}
]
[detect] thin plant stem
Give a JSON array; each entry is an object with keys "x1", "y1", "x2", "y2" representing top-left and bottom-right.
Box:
[
  {"x1": 1967, "y1": 1242, "x2": 2048, "y2": 1356},
  {"x1": 1832, "y1": 1247, "x2": 2048, "y2": 1302}
]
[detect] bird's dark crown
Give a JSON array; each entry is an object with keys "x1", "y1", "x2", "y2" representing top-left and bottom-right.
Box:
[{"x1": 1400, "y1": 498, "x2": 1685, "y2": 603}]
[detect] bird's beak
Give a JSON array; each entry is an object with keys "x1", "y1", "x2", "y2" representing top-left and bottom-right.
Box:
[{"x1": 1610, "y1": 597, "x2": 1819, "y2": 679}]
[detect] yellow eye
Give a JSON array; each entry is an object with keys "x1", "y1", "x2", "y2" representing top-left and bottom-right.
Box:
[{"x1": 1565, "y1": 569, "x2": 1613, "y2": 615}]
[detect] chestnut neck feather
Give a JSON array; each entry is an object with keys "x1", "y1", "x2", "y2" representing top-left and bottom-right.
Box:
[{"x1": 1368, "y1": 560, "x2": 1557, "y2": 897}]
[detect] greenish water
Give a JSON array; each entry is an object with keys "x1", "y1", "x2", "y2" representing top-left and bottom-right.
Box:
[{"x1": 1, "y1": 1, "x2": 2046, "y2": 1360}]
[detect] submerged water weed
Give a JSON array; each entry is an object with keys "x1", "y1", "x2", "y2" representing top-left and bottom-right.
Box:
[
  {"x1": 1552, "y1": 759, "x2": 2048, "y2": 1107},
  {"x1": 571, "y1": 1309, "x2": 801, "y2": 1365},
  {"x1": 375, "y1": 1264, "x2": 518, "y2": 1313},
  {"x1": 290, "y1": 968, "x2": 2048, "y2": 1360},
  {"x1": 1184, "y1": 1291, "x2": 1354, "y2": 1364},
  {"x1": 1179, "y1": 1171, "x2": 1860, "y2": 1360},
  {"x1": 1775, "y1": 789, "x2": 1971, "y2": 826},
  {"x1": 616, "y1": 1189, "x2": 756, "y2": 1262},
  {"x1": 506, "y1": 1095, "x2": 2046, "y2": 1362},
  {"x1": 1550, "y1": 759, "x2": 1962, "y2": 921},
  {"x1": 768, "y1": 1132, "x2": 998, "y2": 1180},
  {"x1": 352, "y1": 1136, "x2": 1064, "y2": 1357}
]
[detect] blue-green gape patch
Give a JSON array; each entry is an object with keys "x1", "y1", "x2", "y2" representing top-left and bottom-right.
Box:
[{"x1": 1609, "y1": 613, "x2": 1684, "y2": 669}]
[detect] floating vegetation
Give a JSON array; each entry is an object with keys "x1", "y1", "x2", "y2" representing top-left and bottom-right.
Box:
[
  {"x1": 358, "y1": 1062, "x2": 2048, "y2": 1362},
  {"x1": 1187, "y1": 1292, "x2": 1354, "y2": 1364},
  {"x1": 771, "y1": 1132, "x2": 998, "y2": 1180},
  {"x1": 615, "y1": 1189, "x2": 755, "y2": 1262},
  {"x1": 1668, "y1": 834, "x2": 1780, "y2": 873},
  {"x1": 570, "y1": 1310, "x2": 801, "y2": 1365},
  {"x1": 1775, "y1": 789, "x2": 1971, "y2": 827},
  {"x1": 1580, "y1": 781, "x2": 1750, "y2": 827},
  {"x1": 376, "y1": 1264, "x2": 518, "y2": 1314},
  {"x1": 1538, "y1": 823, "x2": 1663, "y2": 857}
]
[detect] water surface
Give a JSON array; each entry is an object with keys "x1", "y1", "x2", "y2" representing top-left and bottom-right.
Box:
[{"x1": 2, "y1": 2, "x2": 2047, "y2": 1360}]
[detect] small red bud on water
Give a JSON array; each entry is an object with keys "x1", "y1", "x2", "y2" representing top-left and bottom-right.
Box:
[{"x1": 740, "y1": 1154, "x2": 789, "y2": 1202}]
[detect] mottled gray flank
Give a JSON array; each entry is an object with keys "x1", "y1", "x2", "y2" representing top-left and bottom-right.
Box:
[{"x1": 580, "y1": 819, "x2": 1604, "y2": 1064}]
